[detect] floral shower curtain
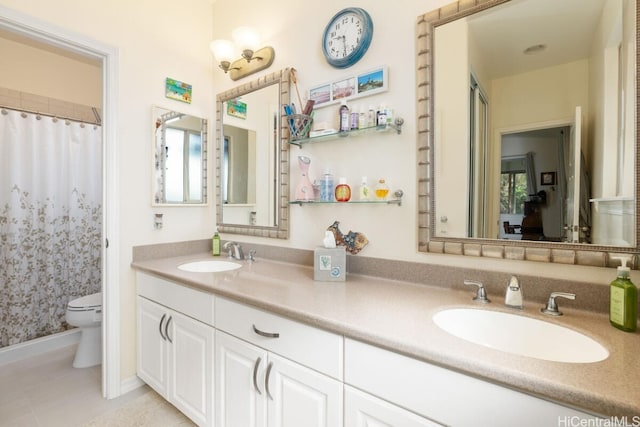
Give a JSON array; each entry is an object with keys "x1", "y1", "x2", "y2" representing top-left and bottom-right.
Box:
[{"x1": 0, "y1": 109, "x2": 102, "y2": 348}]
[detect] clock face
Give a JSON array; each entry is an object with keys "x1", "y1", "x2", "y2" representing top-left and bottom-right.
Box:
[{"x1": 322, "y1": 8, "x2": 373, "y2": 69}]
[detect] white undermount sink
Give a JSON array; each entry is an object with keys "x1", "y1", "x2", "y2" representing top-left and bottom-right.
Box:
[
  {"x1": 432, "y1": 308, "x2": 608, "y2": 363},
  {"x1": 177, "y1": 260, "x2": 242, "y2": 273}
]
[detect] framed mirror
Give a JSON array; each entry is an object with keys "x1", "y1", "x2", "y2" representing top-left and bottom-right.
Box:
[
  {"x1": 417, "y1": 0, "x2": 639, "y2": 266},
  {"x1": 152, "y1": 106, "x2": 208, "y2": 205},
  {"x1": 215, "y1": 68, "x2": 291, "y2": 239}
]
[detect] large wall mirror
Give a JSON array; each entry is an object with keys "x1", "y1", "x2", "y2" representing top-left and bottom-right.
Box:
[
  {"x1": 417, "y1": 0, "x2": 639, "y2": 266},
  {"x1": 215, "y1": 68, "x2": 291, "y2": 239},
  {"x1": 152, "y1": 106, "x2": 208, "y2": 205}
]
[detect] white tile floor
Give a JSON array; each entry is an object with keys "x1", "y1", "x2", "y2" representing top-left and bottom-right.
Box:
[{"x1": 0, "y1": 344, "x2": 150, "y2": 427}]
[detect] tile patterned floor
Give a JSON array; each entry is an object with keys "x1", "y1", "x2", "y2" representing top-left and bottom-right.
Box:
[{"x1": 0, "y1": 345, "x2": 152, "y2": 427}]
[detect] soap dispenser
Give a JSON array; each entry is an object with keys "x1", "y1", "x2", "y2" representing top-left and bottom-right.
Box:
[
  {"x1": 609, "y1": 256, "x2": 637, "y2": 332},
  {"x1": 212, "y1": 228, "x2": 221, "y2": 256}
]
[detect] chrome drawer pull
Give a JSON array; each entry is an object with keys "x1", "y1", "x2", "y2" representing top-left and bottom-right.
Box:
[
  {"x1": 165, "y1": 316, "x2": 173, "y2": 343},
  {"x1": 253, "y1": 357, "x2": 262, "y2": 395},
  {"x1": 252, "y1": 324, "x2": 280, "y2": 338},
  {"x1": 265, "y1": 361, "x2": 274, "y2": 400},
  {"x1": 159, "y1": 314, "x2": 167, "y2": 341}
]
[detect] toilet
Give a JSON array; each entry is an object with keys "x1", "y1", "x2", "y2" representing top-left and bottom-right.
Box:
[{"x1": 65, "y1": 292, "x2": 102, "y2": 368}]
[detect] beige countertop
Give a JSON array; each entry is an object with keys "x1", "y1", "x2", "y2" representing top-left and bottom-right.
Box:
[{"x1": 132, "y1": 252, "x2": 640, "y2": 418}]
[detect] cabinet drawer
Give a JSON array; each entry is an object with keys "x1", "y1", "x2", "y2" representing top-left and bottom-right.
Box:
[
  {"x1": 136, "y1": 272, "x2": 215, "y2": 326},
  {"x1": 215, "y1": 297, "x2": 343, "y2": 380},
  {"x1": 345, "y1": 338, "x2": 600, "y2": 427}
]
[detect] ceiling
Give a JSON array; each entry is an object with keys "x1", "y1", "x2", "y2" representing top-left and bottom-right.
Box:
[{"x1": 464, "y1": 0, "x2": 609, "y2": 80}]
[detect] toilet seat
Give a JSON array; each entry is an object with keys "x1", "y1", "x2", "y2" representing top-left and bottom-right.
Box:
[{"x1": 67, "y1": 292, "x2": 102, "y2": 312}]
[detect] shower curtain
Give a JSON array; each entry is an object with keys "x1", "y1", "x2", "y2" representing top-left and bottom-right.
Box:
[{"x1": 0, "y1": 109, "x2": 102, "y2": 348}]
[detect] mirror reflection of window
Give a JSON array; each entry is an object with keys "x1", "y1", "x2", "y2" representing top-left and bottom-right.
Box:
[
  {"x1": 164, "y1": 127, "x2": 202, "y2": 203},
  {"x1": 500, "y1": 157, "x2": 528, "y2": 215},
  {"x1": 188, "y1": 132, "x2": 203, "y2": 201},
  {"x1": 152, "y1": 106, "x2": 207, "y2": 206}
]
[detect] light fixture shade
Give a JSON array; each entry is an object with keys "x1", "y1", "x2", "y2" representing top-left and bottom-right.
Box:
[
  {"x1": 209, "y1": 39, "x2": 235, "y2": 63},
  {"x1": 232, "y1": 26, "x2": 260, "y2": 51}
]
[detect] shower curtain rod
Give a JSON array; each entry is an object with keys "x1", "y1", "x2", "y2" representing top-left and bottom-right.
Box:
[{"x1": 0, "y1": 105, "x2": 102, "y2": 126}]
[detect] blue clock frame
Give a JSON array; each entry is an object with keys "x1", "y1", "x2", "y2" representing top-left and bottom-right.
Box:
[{"x1": 322, "y1": 7, "x2": 374, "y2": 69}]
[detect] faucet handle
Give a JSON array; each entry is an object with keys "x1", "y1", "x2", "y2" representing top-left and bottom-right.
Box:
[
  {"x1": 464, "y1": 279, "x2": 491, "y2": 303},
  {"x1": 540, "y1": 292, "x2": 576, "y2": 316},
  {"x1": 223, "y1": 241, "x2": 236, "y2": 258}
]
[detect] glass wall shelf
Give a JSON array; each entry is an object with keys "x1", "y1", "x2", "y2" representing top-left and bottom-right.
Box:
[
  {"x1": 288, "y1": 117, "x2": 404, "y2": 147},
  {"x1": 290, "y1": 194, "x2": 403, "y2": 207}
]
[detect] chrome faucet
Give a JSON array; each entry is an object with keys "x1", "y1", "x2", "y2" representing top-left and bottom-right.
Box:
[
  {"x1": 504, "y1": 276, "x2": 523, "y2": 309},
  {"x1": 541, "y1": 292, "x2": 576, "y2": 316},
  {"x1": 224, "y1": 241, "x2": 244, "y2": 260},
  {"x1": 464, "y1": 279, "x2": 491, "y2": 303}
]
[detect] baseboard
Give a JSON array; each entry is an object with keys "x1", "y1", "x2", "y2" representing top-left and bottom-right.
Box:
[
  {"x1": 120, "y1": 374, "x2": 146, "y2": 395},
  {"x1": 0, "y1": 329, "x2": 81, "y2": 366}
]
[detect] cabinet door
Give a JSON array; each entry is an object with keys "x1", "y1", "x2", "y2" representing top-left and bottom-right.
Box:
[
  {"x1": 216, "y1": 331, "x2": 268, "y2": 427},
  {"x1": 345, "y1": 386, "x2": 443, "y2": 427},
  {"x1": 137, "y1": 297, "x2": 168, "y2": 396},
  {"x1": 267, "y1": 352, "x2": 343, "y2": 427},
  {"x1": 168, "y1": 311, "x2": 215, "y2": 427}
]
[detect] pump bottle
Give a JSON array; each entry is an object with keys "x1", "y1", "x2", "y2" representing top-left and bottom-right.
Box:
[
  {"x1": 609, "y1": 256, "x2": 637, "y2": 332},
  {"x1": 212, "y1": 228, "x2": 221, "y2": 256}
]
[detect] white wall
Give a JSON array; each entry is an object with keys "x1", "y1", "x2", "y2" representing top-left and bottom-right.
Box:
[
  {"x1": 0, "y1": 0, "x2": 215, "y2": 381},
  {"x1": 1, "y1": 0, "x2": 626, "y2": 385}
]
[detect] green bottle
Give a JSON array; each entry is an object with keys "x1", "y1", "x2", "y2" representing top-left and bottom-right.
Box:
[
  {"x1": 609, "y1": 257, "x2": 637, "y2": 332},
  {"x1": 212, "y1": 229, "x2": 221, "y2": 256}
]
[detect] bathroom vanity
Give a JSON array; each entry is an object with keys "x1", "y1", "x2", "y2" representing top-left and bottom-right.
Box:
[{"x1": 132, "y1": 253, "x2": 640, "y2": 426}]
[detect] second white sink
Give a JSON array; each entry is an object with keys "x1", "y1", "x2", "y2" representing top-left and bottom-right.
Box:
[
  {"x1": 432, "y1": 308, "x2": 608, "y2": 363},
  {"x1": 178, "y1": 260, "x2": 242, "y2": 273}
]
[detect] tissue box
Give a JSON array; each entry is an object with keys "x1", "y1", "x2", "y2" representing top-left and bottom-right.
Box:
[{"x1": 314, "y1": 247, "x2": 346, "y2": 282}]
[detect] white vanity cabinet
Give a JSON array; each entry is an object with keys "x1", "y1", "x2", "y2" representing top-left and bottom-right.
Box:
[
  {"x1": 136, "y1": 273, "x2": 215, "y2": 427},
  {"x1": 345, "y1": 338, "x2": 601, "y2": 427},
  {"x1": 345, "y1": 386, "x2": 443, "y2": 427},
  {"x1": 215, "y1": 297, "x2": 343, "y2": 427}
]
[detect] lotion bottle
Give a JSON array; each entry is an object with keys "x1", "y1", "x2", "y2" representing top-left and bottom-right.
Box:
[
  {"x1": 212, "y1": 228, "x2": 221, "y2": 256},
  {"x1": 367, "y1": 105, "x2": 376, "y2": 127},
  {"x1": 335, "y1": 177, "x2": 351, "y2": 202},
  {"x1": 339, "y1": 100, "x2": 350, "y2": 133},
  {"x1": 359, "y1": 176, "x2": 370, "y2": 200},
  {"x1": 609, "y1": 256, "x2": 637, "y2": 332},
  {"x1": 319, "y1": 170, "x2": 334, "y2": 202}
]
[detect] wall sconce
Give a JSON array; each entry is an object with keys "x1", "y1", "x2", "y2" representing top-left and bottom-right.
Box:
[{"x1": 210, "y1": 27, "x2": 275, "y2": 81}]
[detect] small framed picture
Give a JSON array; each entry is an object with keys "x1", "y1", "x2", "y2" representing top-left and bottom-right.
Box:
[
  {"x1": 331, "y1": 77, "x2": 356, "y2": 101},
  {"x1": 165, "y1": 77, "x2": 192, "y2": 104},
  {"x1": 356, "y1": 66, "x2": 387, "y2": 97},
  {"x1": 309, "y1": 84, "x2": 331, "y2": 107},
  {"x1": 540, "y1": 171, "x2": 556, "y2": 186},
  {"x1": 227, "y1": 99, "x2": 247, "y2": 119}
]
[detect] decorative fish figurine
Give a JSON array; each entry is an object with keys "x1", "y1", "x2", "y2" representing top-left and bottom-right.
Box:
[{"x1": 327, "y1": 221, "x2": 369, "y2": 255}]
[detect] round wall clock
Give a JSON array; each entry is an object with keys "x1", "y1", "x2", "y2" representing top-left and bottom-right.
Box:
[{"x1": 322, "y1": 7, "x2": 373, "y2": 69}]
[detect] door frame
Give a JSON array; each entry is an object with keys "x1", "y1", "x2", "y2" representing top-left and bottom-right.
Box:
[{"x1": 0, "y1": 5, "x2": 121, "y2": 398}]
